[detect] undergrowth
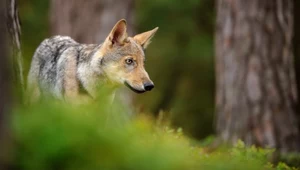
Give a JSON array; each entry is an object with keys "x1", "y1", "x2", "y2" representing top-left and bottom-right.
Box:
[{"x1": 9, "y1": 97, "x2": 298, "y2": 170}]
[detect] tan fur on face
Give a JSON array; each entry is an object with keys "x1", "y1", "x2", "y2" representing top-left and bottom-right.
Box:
[
  {"x1": 101, "y1": 37, "x2": 151, "y2": 90},
  {"x1": 92, "y1": 19, "x2": 158, "y2": 92}
]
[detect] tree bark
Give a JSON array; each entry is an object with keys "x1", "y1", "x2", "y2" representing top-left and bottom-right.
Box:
[
  {"x1": 0, "y1": 0, "x2": 13, "y2": 168},
  {"x1": 215, "y1": 0, "x2": 300, "y2": 153},
  {"x1": 6, "y1": 0, "x2": 24, "y2": 94},
  {"x1": 293, "y1": 0, "x2": 300, "y2": 131},
  {"x1": 50, "y1": 0, "x2": 135, "y2": 44}
]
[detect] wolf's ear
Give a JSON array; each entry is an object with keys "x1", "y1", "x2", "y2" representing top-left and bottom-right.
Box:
[
  {"x1": 108, "y1": 19, "x2": 127, "y2": 46},
  {"x1": 134, "y1": 27, "x2": 159, "y2": 49}
]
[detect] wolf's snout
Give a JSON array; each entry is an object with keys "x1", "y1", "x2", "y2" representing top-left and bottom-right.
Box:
[{"x1": 144, "y1": 82, "x2": 154, "y2": 91}]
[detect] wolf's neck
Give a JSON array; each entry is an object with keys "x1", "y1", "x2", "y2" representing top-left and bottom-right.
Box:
[{"x1": 77, "y1": 43, "x2": 107, "y2": 97}]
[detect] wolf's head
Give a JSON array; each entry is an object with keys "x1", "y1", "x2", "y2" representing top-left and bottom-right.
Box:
[{"x1": 95, "y1": 19, "x2": 158, "y2": 93}]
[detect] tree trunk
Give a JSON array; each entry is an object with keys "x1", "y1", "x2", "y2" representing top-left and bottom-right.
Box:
[
  {"x1": 293, "y1": 0, "x2": 300, "y2": 131},
  {"x1": 0, "y1": 0, "x2": 14, "y2": 168},
  {"x1": 50, "y1": 0, "x2": 135, "y2": 44},
  {"x1": 6, "y1": 0, "x2": 24, "y2": 95},
  {"x1": 215, "y1": 0, "x2": 300, "y2": 153}
]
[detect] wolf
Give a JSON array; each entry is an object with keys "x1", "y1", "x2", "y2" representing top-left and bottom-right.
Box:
[{"x1": 27, "y1": 19, "x2": 158, "y2": 103}]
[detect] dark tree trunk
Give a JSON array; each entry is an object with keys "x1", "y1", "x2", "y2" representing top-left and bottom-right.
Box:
[
  {"x1": 6, "y1": 0, "x2": 24, "y2": 94},
  {"x1": 0, "y1": 0, "x2": 15, "y2": 168},
  {"x1": 215, "y1": 0, "x2": 300, "y2": 153},
  {"x1": 50, "y1": 0, "x2": 135, "y2": 44},
  {"x1": 294, "y1": 0, "x2": 300, "y2": 131}
]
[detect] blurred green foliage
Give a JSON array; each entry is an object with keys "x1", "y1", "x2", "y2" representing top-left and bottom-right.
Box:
[{"x1": 11, "y1": 97, "x2": 296, "y2": 170}]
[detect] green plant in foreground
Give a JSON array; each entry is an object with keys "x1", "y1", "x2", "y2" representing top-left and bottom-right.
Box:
[{"x1": 10, "y1": 99, "x2": 297, "y2": 170}]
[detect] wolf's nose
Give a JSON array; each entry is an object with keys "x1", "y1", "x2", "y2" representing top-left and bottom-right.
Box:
[{"x1": 144, "y1": 82, "x2": 154, "y2": 91}]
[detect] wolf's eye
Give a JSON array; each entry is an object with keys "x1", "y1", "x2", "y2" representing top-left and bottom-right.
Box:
[{"x1": 125, "y1": 58, "x2": 133, "y2": 65}]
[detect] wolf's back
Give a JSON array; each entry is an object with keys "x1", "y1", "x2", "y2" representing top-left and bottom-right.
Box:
[{"x1": 27, "y1": 36, "x2": 79, "y2": 101}]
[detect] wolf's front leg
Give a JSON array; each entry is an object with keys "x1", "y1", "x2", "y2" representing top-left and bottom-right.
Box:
[{"x1": 58, "y1": 47, "x2": 93, "y2": 104}]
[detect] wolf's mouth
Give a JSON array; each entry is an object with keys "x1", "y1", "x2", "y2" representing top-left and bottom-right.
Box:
[{"x1": 124, "y1": 82, "x2": 146, "y2": 93}]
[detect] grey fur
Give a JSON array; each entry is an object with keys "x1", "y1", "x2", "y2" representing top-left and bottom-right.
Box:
[
  {"x1": 27, "y1": 35, "x2": 148, "y2": 101},
  {"x1": 28, "y1": 36, "x2": 102, "y2": 99},
  {"x1": 27, "y1": 21, "x2": 157, "y2": 103}
]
